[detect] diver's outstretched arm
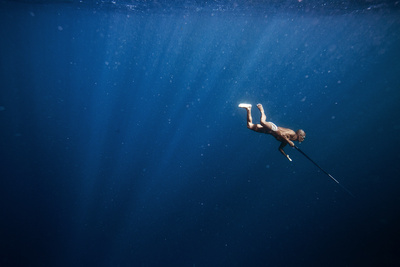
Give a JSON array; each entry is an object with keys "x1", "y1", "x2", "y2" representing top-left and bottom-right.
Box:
[{"x1": 279, "y1": 142, "x2": 292, "y2": 161}]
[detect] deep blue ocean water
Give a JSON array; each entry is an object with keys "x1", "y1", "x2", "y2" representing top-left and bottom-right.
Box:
[{"x1": 1, "y1": 0, "x2": 400, "y2": 266}]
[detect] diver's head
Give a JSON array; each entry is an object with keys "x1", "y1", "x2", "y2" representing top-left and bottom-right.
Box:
[{"x1": 296, "y1": 129, "x2": 306, "y2": 142}]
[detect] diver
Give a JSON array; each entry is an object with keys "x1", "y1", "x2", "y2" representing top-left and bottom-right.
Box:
[{"x1": 238, "y1": 103, "x2": 306, "y2": 161}]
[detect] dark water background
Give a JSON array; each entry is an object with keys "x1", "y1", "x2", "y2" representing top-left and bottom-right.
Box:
[{"x1": 1, "y1": 0, "x2": 400, "y2": 266}]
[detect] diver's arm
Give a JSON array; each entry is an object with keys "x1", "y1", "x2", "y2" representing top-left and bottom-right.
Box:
[
  {"x1": 279, "y1": 142, "x2": 292, "y2": 161},
  {"x1": 280, "y1": 130, "x2": 295, "y2": 147},
  {"x1": 284, "y1": 136, "x2": 295, "y2": 147}
]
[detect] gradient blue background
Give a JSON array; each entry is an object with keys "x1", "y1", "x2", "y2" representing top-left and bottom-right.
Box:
[{"x1": 1, "y1": 1, "x2": 400, "y2": 266}]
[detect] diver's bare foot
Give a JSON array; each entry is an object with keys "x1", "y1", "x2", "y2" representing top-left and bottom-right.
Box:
[
  {"x1": 257, "y1": 103, "x2": 263, "y2": 109},
  {"x1": 238, "y1": 103, "x2": 252, "y2": 110}
]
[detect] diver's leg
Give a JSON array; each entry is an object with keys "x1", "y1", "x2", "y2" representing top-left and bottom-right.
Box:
[
  {"x1": 246, "y1": 107, "x2": 254, "y2": 129},
  {"x1": 257, "y1": 104, "x2": 267, "y2": 124},
  {"x1": 257, "y1": 104, "x2": 274, "y2": 130},
  {"x1": 238, "y1": 103, "x2": 254, "y2": 129}
]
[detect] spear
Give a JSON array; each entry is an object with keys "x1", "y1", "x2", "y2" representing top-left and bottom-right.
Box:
[{"x1": 294, "y1": 145, "x2": 355, "y2": 198}]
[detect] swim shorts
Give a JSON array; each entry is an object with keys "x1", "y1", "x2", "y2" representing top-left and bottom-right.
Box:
[{"x1": 269, "y1": 122, "x2": 278, "y2": 132}]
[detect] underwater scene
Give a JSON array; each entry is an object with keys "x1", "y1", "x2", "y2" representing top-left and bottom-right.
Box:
[{"x1": 1, "y1": 0, "x2": 400, "y2": 266}]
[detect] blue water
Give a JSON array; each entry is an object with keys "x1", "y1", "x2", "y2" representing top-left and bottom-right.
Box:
[{"x1": 1, "y1": 1, "x2": 400, "y2": 266}]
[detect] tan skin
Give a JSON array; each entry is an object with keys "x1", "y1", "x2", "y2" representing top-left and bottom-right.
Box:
[{"x1": 240, "y1": 103, "x2": 306, "y2": 161}]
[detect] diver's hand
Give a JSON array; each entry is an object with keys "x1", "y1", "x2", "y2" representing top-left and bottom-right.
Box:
[{"x1": 287, "y1": 155, "x2": 292, "y2": 161}]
